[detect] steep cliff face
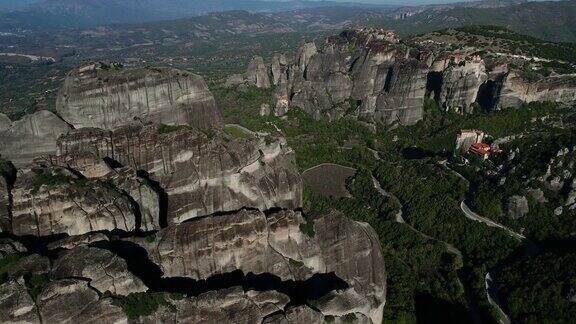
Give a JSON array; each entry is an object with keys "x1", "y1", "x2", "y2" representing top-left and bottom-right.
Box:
[
  {"x1": 9, "y1": 165, "x2": 137, "y2": 236},
  {"x1": 262, "y1": 28, "x2": 576, "y2": 125},
  {"x1": 52, "y1": 246, "x2": 148, "y2": 296},
  {"x1": 268, "y1": 29, "x2": 430, "y2": 125},
  {"x1": 137, "y1": 209, "x2": 386, "y2": 323},
  {"x1": 439, "y1": 59, "x2": 488, "y2": 113},
  {"x1": 56, "y1": 63, "x2": 222, "y2": 131},
  {"x1": 0, "y1": 59, "x2": 387, "y2": 323},
  {"x1": 226, "y1": 56, "x2": 271, "y2": 89},
  {"x1": 56, "y1": 124, "x2": 302, "y2": 225},
  {"x1": 0, "y1": 111, "x2": 71, "y2": 167},
  {"x1": 497, "y1": 72, "x2": 576, "y2": 109}
]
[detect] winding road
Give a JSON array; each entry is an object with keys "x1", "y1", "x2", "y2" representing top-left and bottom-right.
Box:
[{"x1": 460, "y1": 201, "x2": 525, "y2": 241}]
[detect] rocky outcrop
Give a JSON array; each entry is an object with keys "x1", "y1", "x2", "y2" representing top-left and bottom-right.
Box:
[
  {"x1": 37, "y1": 279, "x2": 127, "y2": 323},
  {"x1": 0, "y1": 110, "x2": 71, "y2": 166},
  {"x1": 56, "y1": 63, "x2": 222, "y2": 131},
  {"x1": 0, "y1": 113, "x2": 11, "y2": 132},
  {"x1": 52, "y1": 246, "x2": 147, "y2": 296},
  {"x1": 47, "y1": 232, "x2": 109, "y2": 250},
  {"x1": 505, "y1": 195, "x2": 529, "y2": 219},
  {"x1": 226, "y1": 56, "x2": 270, "y2": 89},
  {"x1": 136, "y1": 209, "x2": 386, "y2": 323},
  {"x1": 247, "y1": 56, "x2": 271, "y2": 89},
  {"x1": 56, "y1": 124, "x2": 302, "y2": 225},
  {"x1": 439, "y1": 59, "x2": 488, "y2": 113},
  {"x1": 271, "y1": 53, "x2": 288, "y2": 86},
  {"x1": 0, "y1": 279, "x2": 40, "y2": 323},
  {"x1": 267, "y1": 29, "x2": 428, "y2": 125},
  {"x1": 0, "y1": 172, "x2": 10, "y2": 232},
  {"x1": 497, "y1": 72, "x2": 576, "y2": 109},
  {"x1": 136, "y1": 288, "x2": 290, "y2": 324},
  {"x1": 9, "y1": 165, "x2": 137, "y2": 236}
]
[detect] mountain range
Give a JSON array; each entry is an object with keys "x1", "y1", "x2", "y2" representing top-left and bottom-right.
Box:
[{"x1": 0, "y1": 0, "x2": 392, "y2": 29}]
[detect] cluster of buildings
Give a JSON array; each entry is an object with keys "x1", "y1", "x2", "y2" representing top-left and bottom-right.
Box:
[{"x1": 456, "y1": 129, "x2": 502, "y2": 160}]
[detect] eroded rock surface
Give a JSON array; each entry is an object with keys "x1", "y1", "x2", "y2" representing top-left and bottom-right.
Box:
[
  {"x1": 268, "y1": 29, "x2": 428, "y2": 125},
  {"x1": 37, "y1": 279, "x2": 127, "y2": 323},
  {"x1": 9, "y1": 165, "x2": 137, "y2": 236},
  {"x1": 226, "y1": 56, "x2": 270, "y2": 89},
  {"x1": 52, "y1": 246, "x2": 147, "y2": 296},
  {"x1": 137, "y1": 209, "x2": 386, "y2": 323},
  {"x1": 56, "y1": 124, "x2": 302, "y2": 225},
  {"x1": 0, "y1": 279, "x2": 40, "y2": 323},
  {"x1": 56, "y1": 63, "x2": 222, "y2": 131},
  {"x1": 0, "y1": 110, "x2": 71, "y2": 166},
  {"x1": 439, "y1": 58, "x2": 488, "y2": 113},
  {"x1": 497, "y1": 72, "x2": 576, "y2": 109}
]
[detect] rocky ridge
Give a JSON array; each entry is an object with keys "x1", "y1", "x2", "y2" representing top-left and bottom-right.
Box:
[
  {"x1": 0, "y1": 62, "x2": 386, "y2": 323},
  {"x1": 246, "y1": 28, "x2": 576, "y2": 124},
  {"x1": 56, "y1": 63, "x2": 223, "y2": 131}
]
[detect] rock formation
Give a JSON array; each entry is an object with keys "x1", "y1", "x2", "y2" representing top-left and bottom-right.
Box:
[
  {"x1": 271, "y1": 53, "x2": 288, "y2": 86},
  {"x1": 137, "y1": 209, "x2": 386, "y2": 322},
  {"x1": 56, "y1": 124, "x2": 302, "y2": 225},
  {"x1": 0, "y1": 279, "x2": 41, "y2": 323},
  {"x1": 245, "y1": 28, "x2": 576, "y2": 124},
  {"x1": 266, "y1": 29, "x2": 429, "y2": 125},
  {"x1": 505, "y1": 195, "x2": 529, "y2": 219},
  {"x1": 8, "y1": 164, "x2": 137, "y2": 236},
  {"x1": 0, "y1": 110, "x2": 71, "y2": 166},
  {"x1": 226, "y1": 56, "x2": 270, "y2": 89},
  {"x1": 56, "y1": 63, "x2": 222, "y2": 131},
  {"x1": 496, "y1": 72, "x2": 576, "y2": 109},
  {"x1": 0, "y1": 113, "x2": 11, "y2": 132},
  {"x1": 136, "y1": 288, "x2": 290, "y2": 323},
  {"x1": 0, "y1": 58, "x2": 386, "y2": 323},
  {"x1": 52, "y1": 246, "x2": 148, "y2": 296},
  {"x1": 38, "y1": 279, "x2": 127, "y2": 323},
  {"x1": 438, "y1": 58, "x2": 488, "y2": 113}
]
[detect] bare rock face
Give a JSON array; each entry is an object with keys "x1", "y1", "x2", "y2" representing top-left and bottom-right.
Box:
[
  {"x1": 52, "y1": 246, "x2": 147, "y2": 296},
  {"x1": 0, "y1": 110, "x2": 71, "y2": 166},
  {"x1": 56, "y1": 124, "x2": 302, "y2": 225},
  {"x1": 47, "y1": 232, "x2": 109, "y2": 250},
  {"x1": 362, "y1": 58, "x2": 428, "y2": 125},
  {"x1": 270, "y1": 29, "x2": 428, "y2": 126},
  {"x1": 0, "y1": 173, "x2": 10, "y2": 233},
  {"x1": 0, "y1": 279, "x2": 40, "y2": 323},
  {"x1": 137, "y1": 209, "x2": 386, "y2": 323},
  {"x1": 175, "y1": 288, "x2": 289, "y2": 323},
  {"x1": 497, "y1": 72, "x2": 576, "y2": 109},
  {"x1": 9, "y1": 165, "x2": 137, "y2": 236},
  {"x1": 439, "y1": 59, "x2": 488, "y2": 113},
  {"x1": 37, "y1": 279, "x2": 127, "y2": 324},
  {"x1": 247, "y1": 56, "x2": 271, "y2": 89},
  {"x1": 0, "y1": 113, "x2": 11, "y2": 132},
  {"x1": 56, "y1": 63, "x2": 222, "y2": 131},
  {"x1": 134, "y1": 288, "x2": 290, "y2": 324},
  {"x1": 271, "y1": 53, "x2": 288, "y2": 86},
  {"x1": 226, "y1": 56, "x2": 271, "y2": 89}
]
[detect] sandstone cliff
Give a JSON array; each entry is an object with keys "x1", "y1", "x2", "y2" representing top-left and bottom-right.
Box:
[
  {"x1": 56, "y1": 124, "x2": 302, "y2": 226},
  {"x1": 225, "y1": 56, "x2": 271, "y2": 89},
  {"x1": 56, "y1": 63, "x2": 222, "y2": 131},
  {"x1": 134, "y1": 209, "x2": 386, "y2": 322},
  {"x1": 267, "y1": 29, "x2": 429, "y2": 125},
  {"x1": 0, "y1": 111, "x2": 71, "y2": 167},
  {"x1": 497, "y1": 72, "x2": 576, "y2": 109},
  {"x1": 255, "y1": 28, "x2": 576, "y2": 124}
]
